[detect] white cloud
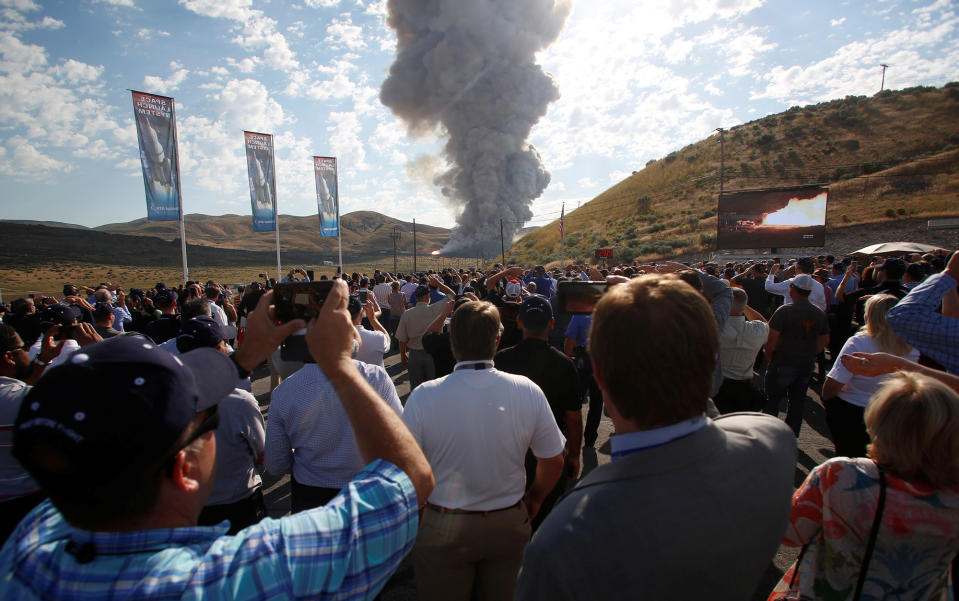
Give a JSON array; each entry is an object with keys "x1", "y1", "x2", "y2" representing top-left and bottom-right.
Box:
[
  {"x1": 136, "y1": 27, "x2": 169, "y2": 39},
  {"x1": 577, "y1": 176, "x2": 598, "y2": 188},
  {"x1": 326, "y1": 110, "x2": 367, "y2": 169},
  {"x1": 212, "y1": 78, "x2": 286, "y2": 132},
  {"x1": 225, "y1": 56, "x2": 260, "y2": 72},
  {"x1": 39, "y1": 16, "x2": 63, "y2": 28},
  {"x1": 178, "y1": 0, "x2": 252, "y2": 20},
  {"x1": 55, "y1": 59, "x2": 103, "y2": 84},
  {"x1": 325, "y1": 17, "x2": 366, "y2": 51},
  {"x1": 830, "y1": 17, "x2": 846, "y2": 26},
  {"x1": 0, "y1": 32, "x2": 126, "y2": 166},
  {"x1": 94, "y1": 0, "x2": 136, "y2": 6},
  {"x1": 0, "y1": 0, "x2": 39, "y2": 11},
  {"x1": 753, "y1": 7, "x2": 959, "y2": 102},
  {"x1": 304, "y1": 0, "x2": 342, "y2": 7},
  {"x1": 180, "y1": 0, "x2": 299, "y2": 72},
  {"x1": 143, "y1": 63, "x2": 189, "y2": 93},
  {"x1": 608, "y1": 170, "x2": 631, "y2": 183},
  {"x1": 0, "y1": 141, "x2": 71, "y2": 177},
  {"x1": 233, "y1": 15, "x2": 298, "y2": 72}
]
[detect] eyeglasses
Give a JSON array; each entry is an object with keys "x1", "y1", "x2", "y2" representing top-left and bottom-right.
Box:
[{"x1": 163, "y1": 406, "x2": 220, "y2": 476}]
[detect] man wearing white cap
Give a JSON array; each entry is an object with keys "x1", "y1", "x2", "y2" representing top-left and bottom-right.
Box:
[{"x1": 762, "y1": 274, "x2": 829, "y2": 436}]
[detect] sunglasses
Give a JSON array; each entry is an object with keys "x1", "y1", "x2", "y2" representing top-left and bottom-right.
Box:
[{"x1": 163, "y1": 406, "x2": 220, "y2": 476}]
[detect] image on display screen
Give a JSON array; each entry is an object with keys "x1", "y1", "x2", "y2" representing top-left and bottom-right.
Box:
[{"x1": 716, "y1": 185, "x2": 828, "y2": 249}]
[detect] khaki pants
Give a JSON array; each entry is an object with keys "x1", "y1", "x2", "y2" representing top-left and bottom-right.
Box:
[{"x1": 413, "y1": 503, "x2": 530, "y2": 601}]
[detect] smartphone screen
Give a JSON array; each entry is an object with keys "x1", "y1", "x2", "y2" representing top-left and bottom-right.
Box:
[{"x1": 557, "y1": 281, "x2": 607, "y2": 314}]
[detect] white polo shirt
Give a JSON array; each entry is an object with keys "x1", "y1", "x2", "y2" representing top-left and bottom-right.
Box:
[
  {"x1": 355, "y1": 325, "x2": 391, "y2": 368},
  {"x1": 402, "y1": 361, "x2": 565, "y2": 511}
]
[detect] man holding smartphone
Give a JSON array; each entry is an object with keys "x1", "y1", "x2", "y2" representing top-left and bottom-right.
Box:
[{"x1": 396, "y1": 275, "x2": 455, "y2": 390}]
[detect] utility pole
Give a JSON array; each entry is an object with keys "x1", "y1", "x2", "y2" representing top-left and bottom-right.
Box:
[
  {"x1": 412, "y1": 218, "x2": 417, "y2": 273},
  {"x1": 390, "y1": 226, "x2": 400, "y2": 274},
  {"x1": 500, "y1": 219, "x2": 505, "y2": 265},
  {"x1": 716, "y1": 127, "x2": 725, "y2": 196},
  {"x1": 879, "y1": 64, "x2": 889, "y2": 91}
]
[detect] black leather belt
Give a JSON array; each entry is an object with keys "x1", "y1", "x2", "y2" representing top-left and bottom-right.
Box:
[{"x1": 425, "y1": 500, "x2": 522, "y2": 515}]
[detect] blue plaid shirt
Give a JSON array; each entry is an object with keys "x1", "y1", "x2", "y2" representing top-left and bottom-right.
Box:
[
  {"x1": 1, "y1": 460, "x2": 417, "y2": 601},
  {"x1": 886, "y1": 272, "x2": 959, "y2": 374}
]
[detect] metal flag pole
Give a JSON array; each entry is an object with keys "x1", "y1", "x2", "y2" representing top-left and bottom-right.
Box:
[
  {"x1": 170, "y1": 97, "x2": 189, "y2": 284},
  {"x1": 272, "y1": 142, "x2": 281, "y2": 280},
  {"x1": 337, "y1": 168, "x2": 343, "y2": 273}
]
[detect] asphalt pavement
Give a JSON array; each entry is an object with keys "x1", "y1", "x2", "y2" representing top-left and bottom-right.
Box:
[{"x1": 249, "y1": 344, "x2": 833, "y2": 601}]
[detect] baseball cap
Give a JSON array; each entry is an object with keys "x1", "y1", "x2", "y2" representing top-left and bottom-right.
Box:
[
  {"x1": 505, "y1": 281, "x2": 522, "y2": 297},
  {"x1": 519, "y1": 295, "x2": 553, "y2": 326},
  {"x1": 791, "y1": 274, "x2": 815, "y2": 291},
  {"x1": 879, "y1": 257, "x2": 906, "y2": 274},
  {"x1": 13, "y1": 336, "x2": 237, "y2": 483},
  {"x1": 93, "y1": 302, "x2": 114, "y2": 320},
  {"x1": 154, "y1": 288, "x2": 177, "y2": 306},
  {"x1": 176, "y1": 316, "x2": 237, "y2": 352}
]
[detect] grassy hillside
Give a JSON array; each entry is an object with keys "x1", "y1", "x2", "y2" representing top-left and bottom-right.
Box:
[
  {"x1": 513, "y1": 83, "x2": 959, "y2": 264},
  {"x1": 95, "y1": 210, "x2": 449, "y2": 254}
]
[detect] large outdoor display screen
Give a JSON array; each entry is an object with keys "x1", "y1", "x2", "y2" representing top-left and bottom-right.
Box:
[{"x1": 716, "y1": 185, "x2": 828, "y2": 249}]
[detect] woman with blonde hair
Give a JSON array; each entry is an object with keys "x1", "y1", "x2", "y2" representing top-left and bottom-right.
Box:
[
  {"x1": 769, "y1": 372, "x2": 959, "y2": 600},
  {"x1": 821, "y1": 294, "x2": 918, "y2": 457}
]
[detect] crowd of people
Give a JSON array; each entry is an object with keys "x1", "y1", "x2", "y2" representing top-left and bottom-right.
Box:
[{"x1": 0, "y1": 248, "x2": 958, "y2": 600}]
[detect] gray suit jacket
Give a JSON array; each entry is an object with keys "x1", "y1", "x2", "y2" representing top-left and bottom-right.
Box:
[{"x1": 516, "y1": 413, "x2": 796, "y2": 601}]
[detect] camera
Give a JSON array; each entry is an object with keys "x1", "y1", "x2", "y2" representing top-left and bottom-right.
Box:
[
  {"x1": 358, "y1": 290, "x2": 368, "y2": 303},
  {"x1": 272, "y1": 281, "x2": 335, "y2": 323}
]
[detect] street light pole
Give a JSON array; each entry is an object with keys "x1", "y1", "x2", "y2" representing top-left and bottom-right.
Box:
[
  {"x1": 390, "y1": 226, "x2": 400, "y2": 274},
  {"x1": 715, "y1": 127, "x2": 725, "y2": 197},
  {"x1": 880, "y1": 64, "x2": 889, "y2": 91}
]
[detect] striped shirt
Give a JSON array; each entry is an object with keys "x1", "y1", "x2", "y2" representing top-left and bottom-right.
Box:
[
  {"x1": 1, "y1": 460, "x2": 417, "y2": 601},
  {"x1": 886, "y1": 272, "x2": 959, "y2": 374}
]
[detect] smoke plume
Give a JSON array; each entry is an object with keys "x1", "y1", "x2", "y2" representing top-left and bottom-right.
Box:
[{"x1": 380, "y1": 0, "x2": 570, "y2": 257}]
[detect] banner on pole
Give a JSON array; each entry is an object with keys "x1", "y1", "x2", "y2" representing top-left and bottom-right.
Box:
[
  {"x1": 244, "y1": 131, "x2": 277, "y2": 232},
  {"x1": 132, "y1": 91, "x2": 180, "y2": 221},
  {"x1": 314, "y1": 156, "x2": 338, "y2": 237}
]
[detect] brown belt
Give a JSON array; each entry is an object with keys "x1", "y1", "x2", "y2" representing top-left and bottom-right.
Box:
[{"x1": 425, "y1": 500, "x2": 522, "y2": 516}]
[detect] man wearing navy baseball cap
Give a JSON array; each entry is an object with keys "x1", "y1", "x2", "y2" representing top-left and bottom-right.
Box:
[
  {"x1": 495, "y1": 295, "x2": 582, "y2": 531},
  {"x1": 2, "y1": 283, "x2": 433, "y2": 601}
]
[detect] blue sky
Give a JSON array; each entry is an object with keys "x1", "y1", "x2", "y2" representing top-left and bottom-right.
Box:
[{"x1": 0, "y1": 0, "x2": 956, "y2": 231}]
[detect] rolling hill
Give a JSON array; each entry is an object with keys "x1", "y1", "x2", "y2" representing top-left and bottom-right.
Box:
[
  {"x1": 512, "y1": 83, "x2": 959, "y2": 264},
  {"x1": 0, "y1": 211, "x2": 450, "y2": 268},
  {"x1": 95, "y1": 211, "x2": 450, "y2": 255}
]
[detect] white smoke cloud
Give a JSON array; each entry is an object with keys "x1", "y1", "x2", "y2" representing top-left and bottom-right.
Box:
[{"x1": 380, "y1": 0, "x2": 571, "y2": 255}]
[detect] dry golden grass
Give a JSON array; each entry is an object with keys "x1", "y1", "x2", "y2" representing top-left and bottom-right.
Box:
[
  {"x1": 0, "y1": 256, "x2": 491, "y2": 300},
  {"x1": 513, "y1": 84, "x2": 959, "y2": 264}
]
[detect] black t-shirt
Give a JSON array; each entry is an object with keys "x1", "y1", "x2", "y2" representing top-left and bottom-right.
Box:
[
  {"x1": 769, "y1": 300, "x2": 829, "y2": 366},
  {"x1": 495, "y1": 338, "x2": 580, "y2": 434},
  {"x1": 841, "y1": 280, "x2": 909, "y2": 327},
  {"x1": 732, "y1": 274, "x2": 774, "y2": 318},
  {"x1": 238, "y1": 290, "x2": 264, "y2": 319},
  {"x1": 422, "y1": 331, "x2": 455, "y2": 379},
  {"x1": 145, "y1": 314, "x2": 180, "y2": 344}
]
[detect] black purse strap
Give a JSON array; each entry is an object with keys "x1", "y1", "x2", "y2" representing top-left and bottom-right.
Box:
[{"x1": 853, "y1": 465, "x2": 887, "y2": 601}]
